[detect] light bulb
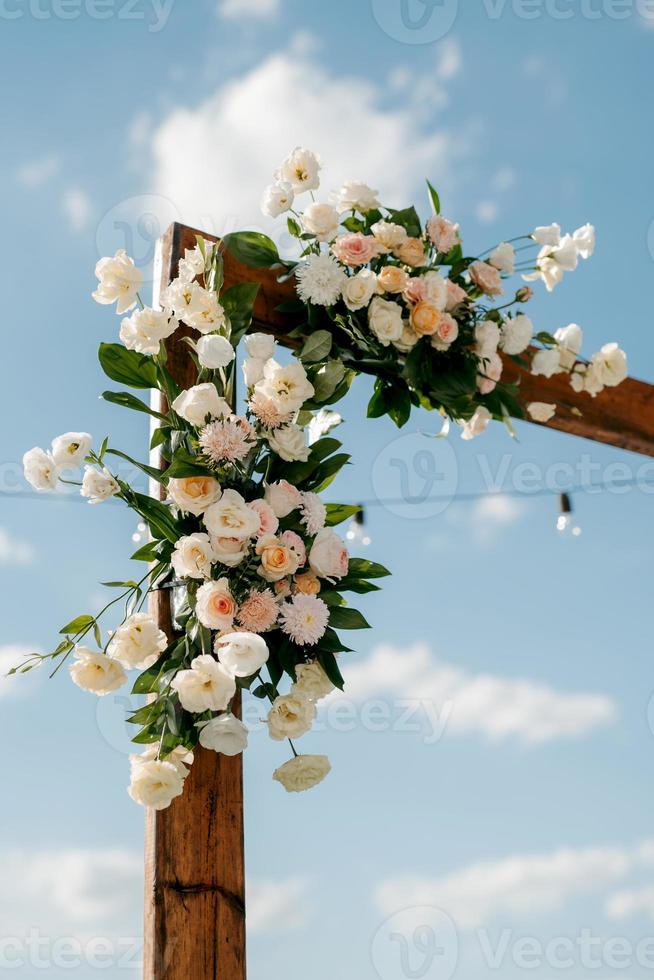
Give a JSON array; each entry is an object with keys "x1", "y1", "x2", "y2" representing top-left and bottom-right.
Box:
[
  {"x1": 132, "y1": 521, "x2": 148, "y2": 544},
  {"x1": 556, "y1": 494, "x2": 581, "y2": 538},
  {"x1": 345, "y1": 507, "x2": 371, "y2": 547}
]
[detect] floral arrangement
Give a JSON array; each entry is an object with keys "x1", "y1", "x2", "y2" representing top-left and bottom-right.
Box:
[{"x1": 18, "y1": 147, "x2": 627, "y2": 811}]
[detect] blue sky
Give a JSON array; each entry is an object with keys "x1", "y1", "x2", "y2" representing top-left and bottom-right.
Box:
[{"x1": 2, "y1": 1, "x2": 654, "y2": 977}]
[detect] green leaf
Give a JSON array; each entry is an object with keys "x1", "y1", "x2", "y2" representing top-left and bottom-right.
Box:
[
  {"x1": 311, "y1": 359, "x2": 346, "y2": 403},
  {"x1": 347, "y1": 558, "x2": 391, "y2": 579},
  {"x1": 60, "y1": 614, "x2": 95, "y2": 635},
  {"x1": 221, "y1": 282, "x2": 260, "y2": 345},
  {"x1": 222, "y1": 231, "x2": 281, "y2": 269},
  {"x1": 388, "y1": 386, "x2": 412, "y2": 428},
  {"x1": 131, "y1": 541, "x2": 159, "y2": 562},
  {"x1": 328, "y1": 606, "x2": 371, "y2": 630},
  {"x1": 426, "y1": 179, "x2": 441, "y2": 215},
  {"x1": 128, "y1": 491, "x2": 180, "y2": 543},
  {"x1": 98, "y1": 343, "x2": 157, "y2": 390},
  {"x1": 106, "y1": 448, "x2": 165, "y2": 484},
  {"x1": 317, "y1": 651, "x2": 345, "y2": 691},
  {"x1": 325, "y1": 503, "x2": 361, "y2": 527},
  {"x1": 101, "y1": 390, "x2": 167, "y2": 421},
  {"x1": 287, "y1": 216, "x2": 302, "y2": 239},
  {"x1": 535, "y1": 331, "x2": 558, "y2": 347},
  {"x1": 163, "y1": 451, "x2": 215, "y2": 480},
  {"x1": 299, "y1": 330, "x2": 332, "y2": 364},
  {"x1": 309, "y1": 453, "x2": 350, "y2": 493},
  {"x1": 387, "y1": 205, "x2": 422, "y2": 237},
  {"x1": 337, "y1": 578, "x2": 381, "y2": 594}
]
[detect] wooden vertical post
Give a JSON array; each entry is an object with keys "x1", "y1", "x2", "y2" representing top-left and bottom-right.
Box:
[{"x1": 143, "y1": 224, "x2": 246, "y2": 980}]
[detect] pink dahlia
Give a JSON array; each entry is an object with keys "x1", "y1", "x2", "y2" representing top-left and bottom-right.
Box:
[
  {"x1": 249, "y1": 393, "x2": 294, "y2": 430},
  {"x1": 199, "y1": 415, "x2": 255, "y2": 465},
  {"x1": 237, "y1": 589, "x2": 279, "y2": 633},
  {"x1": 280, "y1": 594, "x2": 329, "y2": 646}
]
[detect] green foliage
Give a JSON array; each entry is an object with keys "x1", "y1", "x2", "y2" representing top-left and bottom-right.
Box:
[
  {"x1": 222, "y1": 231, "x2": 281, "y2": 268},
  {"x1": 98, "y1": 343, "x2": 158, "y2": 390}
]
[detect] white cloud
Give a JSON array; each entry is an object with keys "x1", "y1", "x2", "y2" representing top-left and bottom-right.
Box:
[
  {"x1": 62, "y1": 187, "x2": 93, "y2": 233},
  {"x1": 492, "y1": 166, "x2": 516, "y2": 193},
  {"x1": 150, "y1": 44, "x2": 467, "y2": 245},
  {"x1": 606, "y1": 885, "x2": 654, "y2": 923},
  {"x1": 476, "y1": 200, "x2": 499, "y2": 224},
  {"x1": 341, "y1": 643, "x2": 617, "y2": 744},
  {"x1": 469, "y1": 493, "x2": 526, "y2": 544},
  {"x1": 16, "y1": 155, "x2": 60, "y2": 188},
  {"x1": 376, "y1": 840, "x2": 654, "y2": 930},
  {"x1": 218, "y1": 0, "x2": 279, "y2": 19},
  {"x1": 436, "y1": 38, "x2": 462, "y2": 80},
  {"x1": 0, "y1": 645, "x2": 42, "y2": 699},
  {"x1": 247, "y1": 877, "x2": 311, "y2": 932},
  {"x1": 0, "y1": 526, "x2": 34, "y2": 564}
]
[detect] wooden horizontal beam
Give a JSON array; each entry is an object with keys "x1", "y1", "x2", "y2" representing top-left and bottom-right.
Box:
[{"x1": 165, "y1": 222, "x2": 654, "y2": 458}]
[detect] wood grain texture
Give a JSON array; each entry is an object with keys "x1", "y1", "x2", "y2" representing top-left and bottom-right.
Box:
[
  {"x1": 143, "y1": 222, "x2": 246, "y2": 980},
  {"x1": 162, "y1": 222, "x2": 654, "y2": 457}
]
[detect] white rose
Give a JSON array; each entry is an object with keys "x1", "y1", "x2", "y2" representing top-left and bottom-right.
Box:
[
  {"x1": 210, "y1": 536, "x2": 250, "y2": 568},
  {"x1": 92, "y1": 249, "x2": 142, "y2": 314},
  {"x1": 171, "y1": 533, "x2": 216, "y2": 580},
  {"x1": 172, "y1": 384, "x2": 231, "y2": 427},
  {"x1": 171, "y1": 654, "x2": 236, "y2": 713},
  {"x1": 591, "y1": 343, "x2": 628, "y2": 388},
  {"x1": 119, "y1": 307, "x2": 177, "y2": 355},
  {"x1": 309, "y1": 528, "x2": 349, "y2": 580},
  {"x1": 183, "y1": 285, "x2": 226, "y2": 334},
  {"x1": 302, "y1": 202, "x2": 340, "y2": 242},
  {"x1": 573, "y1": 223, "x2": 595, "y2": 259},
  {"x1": 261, "y1": 180, "x2": 294, "y2": 217},
  {"x1": 368, "y1": 296, "x2": 404, "y2": 346},
  {"x1": 291, "y1": 662, "x2": 334, "y2": 702},
  {"x1": 128, "y1": 758, "x2": 185, "y2": 810},
  {"x1": 342, "y1": 269, "x2": 377, "y2": 311},
  {"x1": 489, "y1": 242, "x2": 516, "y2": 274},
  {"x1": 81, "y1": 466, "x2": 120, "y2": 504},
  {"x1": 335, "y1": 180, "x2": 379, "y2": 213},
  {"x1": 196, "y1": 335, "x2": 235, "y2": 370},
  {"x1": 475, "y1": 320, "x2": 501, "y2": 356},
  {"x1": 245, "y1": 333, "x2": 276, "y2": 360},
  {"x1": 555, "y1": 323, "x2": 583, "y2": 371},
  {"x1": 527, "y1": 402, "x2": 556, "y2": 423},
  {"x1": 203, "y1": 488, "x2": 261, "y2": 540},
  {"x1": 51, "y1": 432, "x2": 92, "y2": 470},
  {"x1": 264, "y1": 480, "x2": 302, "y2": 518},
  {"x1": 500, "y1": 314, "x2": 533, "y2": 356},
  {"x1": 167, "y1": 476, "x2": 222, "y2": 516},
  {"x1": 69, "y1": 646, "x2": 127, "y2": 695},
  {"x1": 531, "y1": 348, "x2": 563, "y2": 378},
  {"x1": 272, "y1": 754, "x2": 331, "y2": 793},
  {"x1": 582, "y1": 363, "x2": 605, "y2": 397},
  {"x1": 198, "y1": 714, "x2": 249, "y2": 755},
  {"x1": 460, "y1": 406, "x2": 492, "y2": 441},
  {"x1": 243, "y1": 357, "x2": 266, "y2": 387},
  {"x1": 275, "y1": 147, "x2": 321, "y2": 192},
  {"x1": 23, "y1": 447, "x2": 59, "y2": 491},
  {"x1": 254, "y1": 359, "x2": 314, "y2": 414},
  {"x1": 268, "y1": 424, "x2": 310, "y2": 462},
  {"x1": 177, "y1": 244, "x2": 206, "y2": 282},
  {"x1": 195, "y1": 578, "x2": 237, "y2": 631},
  {"x1": 215, "y1": 632, "x2": 269, "y2": 678},
  {"x1": 267, "y1": 693, "x2": 316, "y2": 741},
  {"x1": 531, "y1": 223, "x2": 562, "y2": 247},
  {"x1": 370, "y1": 220, "x2": 408, "y2": 251},
  {"x1": 394, "y1": 322, "x2": 420, "y2": 353},
  {"x1": 108, "y1": 612, "x2": 167, "y2": 670},
  {"x1": 422, "y1": 270, "x2": 448, "y2": 309}
]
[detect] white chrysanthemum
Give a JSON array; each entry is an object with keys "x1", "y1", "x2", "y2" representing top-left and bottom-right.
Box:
[
  {"x1": 300, "y1": 491, "x2": 326, "y2": 535},
  {"x1": 295, "y1": 253, "x2": 346, "y2": 307},
  {"x1": 279, "y1": 594, "x2": 329, "y2": 646}
]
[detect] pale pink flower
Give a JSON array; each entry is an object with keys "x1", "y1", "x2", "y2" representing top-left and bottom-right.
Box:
[
  {"x1": 199, "y1": 416, "x2": 255, "y2": 465},
  {"x1": 280, "y1": 594, "x2": 329, "y2": 646},
  {"x1": 469, "y1": 261, "x2": 503, "y2": 298},
  {"x1": 426, "y1": 215, "x2": 460, "y2": 253},
  {"x1": 300, "y1": 492, "x2": 327, "y2": 535},
  {"x1": 445, "y1": 279, "x2": 468, "y2": 311},
  {"x1": 248, "y1": 499, "x2": 279, "y2": 537},
  {"x1": 249, "y1": 393, "x2": 294, "y2": 429},
  {"x1": 403, "y1": 277, "x2": 429, "y2": 305},
  {"x1": 237, "y1": 589, "x2": 279, "y2": 633},
  {"x1": 437, "y1": 313, "x2": 459, "y2": 345},
  {"x1": 476, "y1": 352, "x2": 503, "y2": 395},
  {"x1": 331, "y1": 233, "x2": 380, "y2": 267},
  {"x1": 281, "y1": 530, "x2": 306, "y2": 566}
]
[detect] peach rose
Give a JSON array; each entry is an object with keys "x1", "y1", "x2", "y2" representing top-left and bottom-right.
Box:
[
  {"x1": 469, "y1": 260, "x2": 503, "y2": 297},
  {"x1": 445, "y1": 279, "x2": 468, "y2": 311},
  {"x1": 377, "y1": 265, "x2": 409, "y2": 294},
  {"x1": 257, "y1": 534, "x2": 301, "y2": 583},
  {"x1": 426, "y1": 215, "x2": 460, "y2": 253},
  {"x1": 410, "y1": 301, "x2": 442, "y2": 337},
  {"x1": 394, "y1": 237, "x2": 427, "y2": 268},
  {"x1": 431, "y1": 313, "x2": 459, "y2": 350},
  {"x1": 294, "y1": 571, "x2": 321, "y2": 595},
  {"x1": 196, "y1": 578, "x2": 237, "y2": 631},
  {"x1": 331, "y1": 233, "x2": 379, "y2": 267},
  {"x1": 248, "y1": 499, "x2": 279, "y2": 537}
]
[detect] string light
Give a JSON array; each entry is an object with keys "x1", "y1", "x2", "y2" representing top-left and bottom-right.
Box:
[
  {"x1": 345, "y1": 506, "x2": 371, "y2": 548},
  {"x1": 132, "y1": 521, "x2": 147, "y2": 544},
  {"x1": 556, "y1": 492, "x2": 582, "y2": 538}
]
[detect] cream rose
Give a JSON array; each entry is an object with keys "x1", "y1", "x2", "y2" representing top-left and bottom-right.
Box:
[
  {"x1": 119, "y1": 307, "x2": 177, "y2": 355},
  {"x1": 264, "y1": 480, "x2": 302, "y2": 518},
  {"x1": 204, "y1": 488, "x2": 260, "y2": 540},
  {"x1": 215, "y1": 632, "x2": 269, "y2": 678},
  {"x1": 500, "y1": 314, "x2": 533, "y2": 356},
  {"x1": 335, "y1": 180, "x2": 380, "y2": 213},
  {"x1": 272, "y1": 754, "x2": 331, "y2": 793},
  {"x1": 309, "y1": 528, "x2": 349, "y2": 580},
  {"x1": 445, "y1": 279, "x2": 468, "y2": 311},
  {"x1": 254, "y1": 360, "x2": 314, "y2": 414},
  {"x1": 368, "y1": 296, "x2": 404, "y2": 346},
  {"x1": 171, "y1": 654, "x2": 236, "y2": 713},
  {"x1": 198, "y1": 714, "x2": 249, "y2": 755},
  {"x1": 210, "y1": 536, "x2": 249, "y2": 568},
  {"x1": 469, "y1": 260, "x2": 503, "y2": 297},
  {"x1": 475, "y1": 320, "x2": 501, "y2": 356},
  {"x1": 80, "y1": 466, "x2": 120, "y2": 504},
  {"x1": 172, "y1": 384, "x2": 231, "y2": 427},
  {"x1": 527, "y1": 402, "x2": 556, "y2": 422},
  {"x1": 69, "y1": 646, "x2": 127, "y2": 695},
  {"x1": 410, "y1": 301, "x2": 441, "y2": 337},
  {"x1": 377, "y1": 265, "x2": 409, "y2": 294},
  {"x1": 171, "y1": 533, "x2": 216, "y2": 580},
  {"x1": 395, "y1": 237, "x2": 427, "y2": 268},
  {"x1": 394, "y1": 322, "x2": 420, "y2": 353},
  {"x1": 195, "y1": 578, "x2": 237, "y2": 631},
  {"x1": 342, "y1": 269, "x2": 377, "y2": 311},
  {"x1": 268, "y1": 424, "x2": 310, "y2": 462},
  {"x1": 291, "y1": 662, "x2": 334, "y2": 701},
  {"x1": 302, "y1": 202, "x2": 340, "y2": 242},
  {"x1": 128, "y1": 758, "x2": 185, "y2": 810},
  {"x1": 196, "y1": 334, "x2": 235, "y2": 370},
  {"x1": 267, "y1": 693, "x2": 316, "y2": 741},
  {"x1": 370, "y1": 220, "x2": 407, "y2": 251},
  {"x1": 531, "y1": 348, "x2": 562, "y2": 378},
  {"x1": 108, "y1": 613, "x2": 167, "y2": 670},
  {"x1": 168, "y1": 476, "x2": 222, "y2": 516}
]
